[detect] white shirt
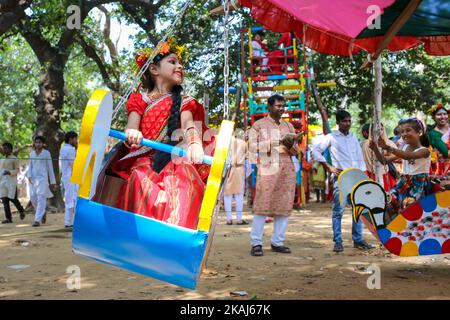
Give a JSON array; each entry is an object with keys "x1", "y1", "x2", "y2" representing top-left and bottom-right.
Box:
[
  {"x1": 0, "y1": 155, "x2": 19, "y2": 199},
  {"x1": 60, "y1": 143, "x2": 76, "y2": 181},
  {"x1": 27, "y1": 149, "x2": 56, "y2": 197},
  {"x1": 401, "y1": 145, "x2": 431, "y2": 175},
  {"x1": 311, "y1": 130, "x2": 366, "y2": 171}
]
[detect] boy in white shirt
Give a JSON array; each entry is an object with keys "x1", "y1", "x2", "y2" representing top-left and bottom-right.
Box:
[
  {"x1": 27, "y1": 136, "x2": 56, "y2": 227},
  {"x1": 312, "y1": 110, "x2": 374, "y2": 252}
]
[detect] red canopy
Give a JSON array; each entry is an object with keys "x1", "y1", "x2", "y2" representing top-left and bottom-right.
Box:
[{"x1": 241, "y1": 0, "x2": 450, "y2": 56}]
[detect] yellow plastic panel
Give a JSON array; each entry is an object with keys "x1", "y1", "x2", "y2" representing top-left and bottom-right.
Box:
[
  {"x1": 71, "y1": 89, "x2": 113, "y2": 199},
  {"x1": 197, "y1": 120, "x2": 234, "y2": 232}
]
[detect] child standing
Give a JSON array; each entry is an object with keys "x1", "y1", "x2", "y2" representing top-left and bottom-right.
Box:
[
  {"x1": 223, "y1": 136, "x2": 248, "y2": 225},
  {"x1": 27, "y1": 136, "x2": 56, "y2": 227},
  {"x1": 251, "y1": 31, "x2": 269, "y2": 70},
  {"x1": 375, "y1": 119, "x2": 431, "y2": 217},
  {"x1": 311, "y1": 161, "x2": 326, "y2": 203}
]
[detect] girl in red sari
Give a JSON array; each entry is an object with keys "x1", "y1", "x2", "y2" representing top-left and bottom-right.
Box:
[{"x1": 112, "y1": 39, "x2": 214, "y2": 230}]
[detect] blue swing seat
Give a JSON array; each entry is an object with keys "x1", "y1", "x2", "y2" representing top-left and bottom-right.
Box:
[
  {"x1": 73, "y1": 197, "x2": 208, "y2": 289},
  {"x1": 70, "y1": 89, "x2": 233, "y2": 289}
]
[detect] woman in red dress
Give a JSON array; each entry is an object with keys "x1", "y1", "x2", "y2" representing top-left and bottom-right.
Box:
[
  {"x1": 268, "y1": 32, "x2": 296, "y2": 74},
  {"x1": 112, "y1": 39, "x2": 214, "y2": 230}
]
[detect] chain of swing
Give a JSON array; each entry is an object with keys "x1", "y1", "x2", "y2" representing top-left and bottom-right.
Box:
[{"x1": 222, "y1": 0, "x2": 231, "y2": 120}]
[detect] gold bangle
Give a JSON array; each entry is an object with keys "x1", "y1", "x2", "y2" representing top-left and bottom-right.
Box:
[
  {"x1": 185, "y1": 126, "x2": 200, "y2": 135},
  {"x1": 185, "y1": 126, "x2": 201, "y2": 143}
]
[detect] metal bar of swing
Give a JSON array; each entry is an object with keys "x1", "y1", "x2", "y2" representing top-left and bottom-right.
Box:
[{"x1": 109, "y1": 129, "x2": 213, "y2": 165}]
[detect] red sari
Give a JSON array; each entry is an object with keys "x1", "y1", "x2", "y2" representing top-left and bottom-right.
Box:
[
  {"x1": 112, "y1": 93, "x2": 214, "y2": 230},
  {"x1": 268, "y1": 32, "x2": 294, "y2": 73},
  {"x1": 366, "y1": 171, "x2": 397, "y2": 191}
]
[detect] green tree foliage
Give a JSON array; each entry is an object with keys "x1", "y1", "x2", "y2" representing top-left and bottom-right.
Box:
[
  {"x1": 62, "y1": 45, "x2": 103, "y2": 134},
  {"x1": 114, "y1": 0, "x2": 246, "y2": 127},
  {"x1": 1, "y1": 1, "x2": 449, "y2": 151},
  {"x1": 0, "y1": 34, "x2": 38, "y2": 155}
]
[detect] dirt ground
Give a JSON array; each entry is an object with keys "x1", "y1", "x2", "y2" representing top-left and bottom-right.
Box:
[{"x1": 0, "y1": 199, "x2": 449, "y2": 300}]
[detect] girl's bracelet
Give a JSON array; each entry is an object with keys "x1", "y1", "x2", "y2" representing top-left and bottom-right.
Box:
[
  {"x1": 185, "y1": 126, "x2": 201, "y2": 143},
  {"x1": 185, "y1": 126, "x2": 200, "y2": 134}
]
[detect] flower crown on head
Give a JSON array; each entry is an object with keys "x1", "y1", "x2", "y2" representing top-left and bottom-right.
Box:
[
  {"x1": 428, "y1": 102, "x2": 447, "y2": 115},
  {"x1": 134, "y1": 37, "x2": 188, "y2": 73}
]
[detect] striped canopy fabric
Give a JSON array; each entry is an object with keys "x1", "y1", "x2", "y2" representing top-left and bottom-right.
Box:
[{"x1": 241, "y1": 0, "x2": 450, "y2": 56}]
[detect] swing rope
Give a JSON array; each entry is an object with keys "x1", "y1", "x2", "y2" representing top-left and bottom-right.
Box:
[
  {"x1": 222, "y1": 0, "x2": 231, "y2": 120},
  {"x1": 112, "y1": 0, "x2": 194, "y2": 122}
]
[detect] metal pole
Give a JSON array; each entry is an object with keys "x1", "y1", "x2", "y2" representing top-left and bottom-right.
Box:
[
  {"x1": 203, "y1": 91, "x2": 210, "y2": 126},
  {"x1": 373, "y1": 55, "x2": 384, "y2": 185}
]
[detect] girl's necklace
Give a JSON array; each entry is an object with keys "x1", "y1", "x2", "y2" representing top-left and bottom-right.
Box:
[
  {"x1": 146, "y1": 91, "x2": 161, "y2": 101},
  {"x1": 142, "y1": 88, "x2": 171, "y2": 104},
  {"x1": 145, "y1": 89, "x2": 170, "y2": 100}
]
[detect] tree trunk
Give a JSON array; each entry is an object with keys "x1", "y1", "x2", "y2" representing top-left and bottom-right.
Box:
[
  {"x1": 203, "y1": 91, "x2": 210, "y2": 126},
  {"x1": 34, "y1": 59, "x2": 66, "y2": 210}
]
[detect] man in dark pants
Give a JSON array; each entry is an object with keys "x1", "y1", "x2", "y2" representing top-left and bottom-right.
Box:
[
  {"x1": 312, "y1": 111, "x2": 374, "y2": 252},
  {"x1": 0, "y1": 142, "x2": 25, "y2": 223}
]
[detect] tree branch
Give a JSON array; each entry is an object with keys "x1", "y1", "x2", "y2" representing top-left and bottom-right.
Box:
[
  {"x1": 120, "y1": 1, "x2": 169, "y2": 44},
  {"x1": 57, "y1": 1, "x2": 93, "y2": 56},
  {"x1": 115, "y1": 23, "x2": 122, "y2": 49},
  {"x1": 88, "y1": 0, "x2": 156, "y2": 10},
  {"x1": 76, "y1": 35, "x2": 119, "y2": 92},
  {"x1": 0, "y1": 0, "x2": 32, "y2": 12},
  {"x1": 121, "y1": 3, "x2": 154, "y2": 31},
  {"x1": 59, "y1": 0, "x2": 127, "y2": 52},
  {"x1": 98, "y1": 5, "x2": 118, "y2": 60},
  {"x1": 0, "y1": 0, "x2": 32, "y2": 36},
  {"x1": 311, "y1": 82, "x2": 331, "y2": 135},
  {"x1": 18, "y1": 17, "x2": 57, "y2": 64},
  {"x1": 154, "y1": 0, "x2": 170, "y2": 9},
  {"x1": 97, "y1": 5, "x2": 121, "y2": 87},
  {"x1": 86, "y1": 0, "x2": 125, "y2": 9},
  {"x1": 58, "y1": 1, "x2": 118, "y2": 63}
]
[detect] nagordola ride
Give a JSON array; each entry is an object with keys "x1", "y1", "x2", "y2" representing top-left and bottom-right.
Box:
[
  {"x1": 339, "y1": 168, "x2": 450, "y2": 256},
  {"x1": 70, "y1": 88, "x2": 233, "y2": 289}
]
